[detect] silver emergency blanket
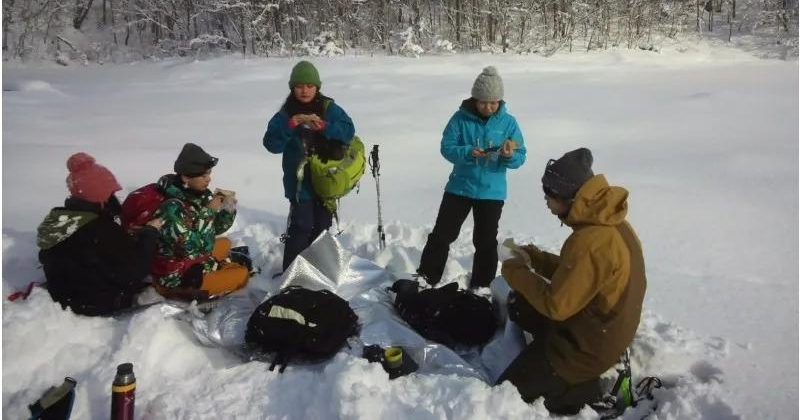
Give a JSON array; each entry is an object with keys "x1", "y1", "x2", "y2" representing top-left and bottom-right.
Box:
[{"x1": 186, "y1": 232, "x2": 527, "y2": 383}]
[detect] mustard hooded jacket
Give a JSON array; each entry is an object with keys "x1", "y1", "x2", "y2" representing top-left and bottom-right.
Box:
[{"x1": 501, "y1": 174, "x2": 646, "y2": 384}]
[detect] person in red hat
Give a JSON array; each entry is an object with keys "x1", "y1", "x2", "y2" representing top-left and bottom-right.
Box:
[{"x1": 37, "y1": 153, "x2": 164, "y2": 316}]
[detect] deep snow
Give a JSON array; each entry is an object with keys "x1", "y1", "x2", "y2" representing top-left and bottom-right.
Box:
[{"x1": 2, "y1": 43, "x2": 797, "y2": 419}]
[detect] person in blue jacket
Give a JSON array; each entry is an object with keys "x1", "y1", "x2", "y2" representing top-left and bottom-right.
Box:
[
  {"x1": 418, "y1": 66, "x2": 526, "y2": 289},
  {"x1": 263, "y1": 61, "x2": 355, "y2": 270}
]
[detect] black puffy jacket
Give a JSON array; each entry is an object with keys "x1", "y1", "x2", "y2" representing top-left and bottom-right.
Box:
[{"x1": 37, "y1": 197, "x2": 159, "y2": 316}]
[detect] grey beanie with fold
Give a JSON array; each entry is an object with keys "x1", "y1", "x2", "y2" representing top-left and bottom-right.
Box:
[
  {"x1": 541, "y1": 148, "x2": 595, "y2": 200},
  {"x1": 471, "y1": 66, "x2": 504, "y2": 101}
]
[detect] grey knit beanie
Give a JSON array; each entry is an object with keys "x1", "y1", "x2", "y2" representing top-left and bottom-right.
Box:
[
  {"x1": 471, "y1": 66, "x2": 504, "y2": 101},
  {"x1": 541, "y1": 148, "x2": 595, "y2": 200}
]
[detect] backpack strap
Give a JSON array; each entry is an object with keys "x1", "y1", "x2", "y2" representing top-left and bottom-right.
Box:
[
  {"x1": 321, "y1": 98, "x2": 332, "y2": 119},
  {"x1": 8, "y1": 281, "x2": 45, "y2": 302},
  {"x1": 278, "y1": 352, "x2": 293, "y2": 373},
  {"x1": 268, "y1": 350, "x2": 294, "y2": 374},
  {"x1": 268, "y1": 352, "x2": 283, "y2": 372},
  {"x1": 295, "y1": 156, "x2": 309, "y2": 203},
  {"x1": 332, "y1": 204, "x2": 344, "y2": 236}
]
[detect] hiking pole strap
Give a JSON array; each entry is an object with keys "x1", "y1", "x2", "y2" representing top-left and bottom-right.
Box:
[{"x1": 333, "y1": 208, "x2": 344, "y2": 237}]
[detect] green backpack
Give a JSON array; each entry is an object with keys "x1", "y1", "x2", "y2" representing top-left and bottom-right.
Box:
[
  {"x1": 293, "y1": 98, "x2": 366, "y2": 212},
  {"x1": 306, "y1": 135, "x2": 366, "y2": 212}
]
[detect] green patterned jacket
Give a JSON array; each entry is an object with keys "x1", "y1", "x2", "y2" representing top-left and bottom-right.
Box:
[{"x1": 151, "y1": 174, "x2": 235, "y2": 287}]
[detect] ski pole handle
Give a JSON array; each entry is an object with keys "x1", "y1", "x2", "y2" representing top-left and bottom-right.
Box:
[{"x1": 370, "y1": 145, "x2": 380, "y2": 177}]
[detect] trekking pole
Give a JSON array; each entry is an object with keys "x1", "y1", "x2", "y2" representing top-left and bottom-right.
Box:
[{"x1": 368, "y1": 145, "x2": 386, "y2": 250}]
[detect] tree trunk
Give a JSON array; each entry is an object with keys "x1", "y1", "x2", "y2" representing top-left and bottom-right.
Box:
[
  {"x1": 125, "y1": 15, "x2": 130, "y2": 46},
  {"x1": 240, "y1": 14, "x2": 246, "y2": 56},
  {"x1": 456, "y1": 0, "x2": 461, "y2": 42},
  {"x1": 696, "y1": 0, "x2": 701, "y2": 31},
  {"x1": 728, "y1": 10, "x2": 732, "y2": 41},
  {"x1": 383, "y1": 0, "x2": 390, "y2": 52},
  {"x1": 708, "y1": 10, "x2": 713, "y2": 31},
  {"x1": 110, "y1": 0, "x2": 117, "y2": 44},
  {"x1": 3, "y1": 0, "x2": 14, "y2": 52},
  {"x1": 73, "y1": 0, "x2": 96, "y2": 29},
  {"x1": 273, "y1": 8, "x2": 281, "y2": 39},
  {"x1": 185, "y1": 0, "x2": 192, "y2": 39},
  {"x1": 192, "y1": 1, "x2": 199, "y2": 38}
]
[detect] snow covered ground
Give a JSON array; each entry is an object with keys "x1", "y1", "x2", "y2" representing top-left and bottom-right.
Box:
[{"x1": 2, "y1": 43, "x2": 797, "y2": 419}]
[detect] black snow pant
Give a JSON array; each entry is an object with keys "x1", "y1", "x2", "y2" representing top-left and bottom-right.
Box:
[
  {"x1": 417, "y1": 192, "x2": 503, "y2": 289},
  {"x1": 282, "y1": 198, "x2": 333, "y2": 270},
  {"x1": 496, "y1": 292, "x2": 602, "y2": 415}
]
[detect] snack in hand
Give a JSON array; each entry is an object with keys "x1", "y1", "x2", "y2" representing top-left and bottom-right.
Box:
[{"x1": 214, "y1": 188, "x2": 236, "y2": 197}]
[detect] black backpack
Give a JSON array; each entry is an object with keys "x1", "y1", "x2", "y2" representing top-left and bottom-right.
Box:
[
  {"x1": 245, "y1": 287, "x2": 359, "y2": 372},
  {"x1": 391, "y1": 280, "x2": 498, "y2": 348}
]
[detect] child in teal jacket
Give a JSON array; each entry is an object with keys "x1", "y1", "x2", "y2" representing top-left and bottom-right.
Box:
[{"x1": 419, "y1": 66, "x2": 526, "y2": 288}]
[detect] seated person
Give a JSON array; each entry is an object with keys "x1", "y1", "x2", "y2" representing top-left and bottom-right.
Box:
[
  {"x1": 150, "y1": 143, "x2": 248, "y2": 300},
  {"x1": 497, "y1": 148, "x2": 646, "y2": 415},
  {"x1": 37, "y1": 153, "x2": 162, "y2": 316}
]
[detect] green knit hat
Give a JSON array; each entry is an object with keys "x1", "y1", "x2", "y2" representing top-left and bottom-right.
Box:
[{"x1": 289, "y1": 61, "x2": 321, "y2": 89}]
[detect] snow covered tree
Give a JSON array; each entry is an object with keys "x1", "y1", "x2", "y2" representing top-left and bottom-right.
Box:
[{"x1": 2, "y1": 0, "x2": 796, "y2": 61}]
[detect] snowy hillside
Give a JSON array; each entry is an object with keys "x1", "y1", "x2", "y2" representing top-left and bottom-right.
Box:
[{"x1": 2, "y1": 45, "x2": 797, "y2": 419}]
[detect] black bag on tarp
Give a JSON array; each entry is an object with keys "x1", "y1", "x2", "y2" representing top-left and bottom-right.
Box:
[
  {"x1": 391, "y1": 280, "x2": 498, "y2": 348},
  {"x1": 245, "y1": 286, "x2": 359, "y2": 372}
]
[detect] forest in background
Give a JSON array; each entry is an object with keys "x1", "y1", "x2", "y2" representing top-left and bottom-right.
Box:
[{"x1": 3, "y1": 0, "x2": 798, "y2": 64}]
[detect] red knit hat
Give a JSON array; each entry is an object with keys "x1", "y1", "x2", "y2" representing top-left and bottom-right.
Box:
[{"x1": 66, "y1": 153, "x2": 122, "y2": 204}]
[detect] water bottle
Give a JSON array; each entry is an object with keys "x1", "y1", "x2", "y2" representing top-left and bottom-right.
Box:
[{"x1": 110, "y1": 363, "x2": 136, "y2": 420}]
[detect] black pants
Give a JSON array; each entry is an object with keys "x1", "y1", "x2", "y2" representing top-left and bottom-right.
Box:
[
  {"x1": 418, "y1": 192, "x2": 504, "y2": 288},
  {"x1": 282, "y1": 198, "x2": 333, "y2": 270},
  {"x1": 497, "y1": 293, "x2": 602, "y2": 415}
]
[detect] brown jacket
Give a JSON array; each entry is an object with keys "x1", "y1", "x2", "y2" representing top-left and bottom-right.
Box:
[{"x1": 501, "y1": 174, "x2": 646, "y2": 384}]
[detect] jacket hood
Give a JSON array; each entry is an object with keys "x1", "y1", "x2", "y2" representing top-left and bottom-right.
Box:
[
  {"x1": 157, "y1": 174, "x2": 211, "y2": 205},
  {"x1": 458, "y1": 98, "x2": 507, "y2": 122},
  {"x1": 37, "y1": 208, "x2": 98, "y2": 249},
  {"x1": 565, "y1": 174, "x2": 628, "y2": 227}
]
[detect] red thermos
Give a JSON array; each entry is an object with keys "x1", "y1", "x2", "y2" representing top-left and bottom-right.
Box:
[{"x1": 110, "y1": 363, "x2": 136, "y2": 420}]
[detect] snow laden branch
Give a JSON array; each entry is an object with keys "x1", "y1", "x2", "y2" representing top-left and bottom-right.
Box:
[{"x1": 2, "y1": 0, "x2": 797, "y2": 62}]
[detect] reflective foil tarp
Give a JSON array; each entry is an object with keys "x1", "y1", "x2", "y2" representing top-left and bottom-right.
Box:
[{"x1": 188, "y1": 232, "x2": 526, "y2": 383}]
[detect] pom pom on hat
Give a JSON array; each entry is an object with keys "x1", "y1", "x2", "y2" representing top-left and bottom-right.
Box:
[
  {"x1": 66, "y1": 152, "x2": 122, "y2": 204},
  {"x1": 67, "y1": 152, "x2": 96, "y2": 173},
  {"x1": 471, "y1": 66, "x2": 504, "y2": 101}
]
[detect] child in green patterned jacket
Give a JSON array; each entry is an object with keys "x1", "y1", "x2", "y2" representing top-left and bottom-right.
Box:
[{"x1": 151, "y1": 143, "x2": 248, "y2": 300}]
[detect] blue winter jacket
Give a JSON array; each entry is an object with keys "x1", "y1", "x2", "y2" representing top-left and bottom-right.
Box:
[
  {"x1": 441, "y1": 100, "x2": 526, "y2": 200},
  {"x1": 263, "y1": 97, "x2": 355, "y2": 202}
]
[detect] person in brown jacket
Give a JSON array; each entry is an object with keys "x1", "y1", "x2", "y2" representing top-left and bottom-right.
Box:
[{"x1": 496, "y1": 148, "x2": 646, "y2": 415}]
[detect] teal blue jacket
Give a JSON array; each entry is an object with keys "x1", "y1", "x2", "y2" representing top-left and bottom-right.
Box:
[
  {"x1": 263, "y1": 97, "x2": 355, "y2": 202},
  {"x1": 442, "y1": 100, "x2": 526, "y2": 200}
]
